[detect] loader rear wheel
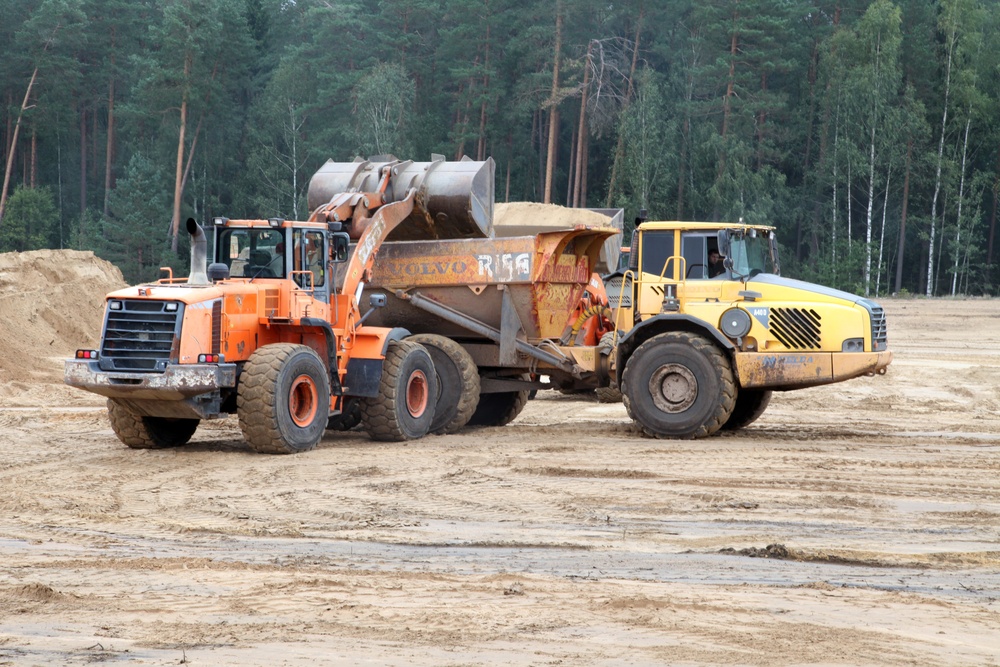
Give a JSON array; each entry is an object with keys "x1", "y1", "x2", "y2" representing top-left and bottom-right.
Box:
[
  {"x1": 467, "y1": 388, "x2": 530, "y2": 427},
  {"x1": 621, "y1": 331, "x2": 736, "y2": 439},
  {"x1": 360, "y1": 340, "x2": 438, "y2": 441},
  {"x1": 238, "y1": 344, "x2": 330, "y2": 454},
  {"x1": 409, "y1": 334, "x2": 480, "y2": 434},
  {"x1": 107, "y1": 399, "x2": 199, "y2": 449},
  {"x1": 722, "y1": 389, "x2": 772, "y2": 431}
]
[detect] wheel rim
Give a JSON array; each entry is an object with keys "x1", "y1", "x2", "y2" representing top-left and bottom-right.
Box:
[
  {"x1": 648, "y1": 363, "x2": 698, "y2": 413},
  {"x1": 289, "y1": 374, "x2": 319, "y2": 427},
  {"x1": 405, "y1": 370, "x2": 429, "y2": 418}
]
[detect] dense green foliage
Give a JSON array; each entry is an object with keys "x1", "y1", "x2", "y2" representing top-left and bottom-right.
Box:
[{"x1": 1, "y1": 0, "x2": 999, "y2": 294}]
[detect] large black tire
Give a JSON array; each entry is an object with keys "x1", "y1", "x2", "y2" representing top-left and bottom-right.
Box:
[
  {"x1": 595, "y1": 332, "x2": 622, "y2": 403},
  {"x1": 467, "y1": 389, "x2": 530, "y2": 427},
  {"x1": 107, "y1": 399, "x2": 199, "y2": 449},
  {"x1": 327, "y1": 396, "x2": 362, "y2": 431},
  {"x1": 408, "y1": 334, "x2": 480, "y2": 434},
  {"x1": 237, "y1": 344, "x2": 330, "y2": 454},
  {"x1": 722, "y1": 389, "x2": 772, "y2": 431},
  {"x1": 621, "y1": 331, "x2": 736, "y2": 439},
  {"x1": 360, "y1": 340, "x2": 438, "y2": 441},
  {"x1": 595, "y1": 386, "x2": 623, "y2": 403}
]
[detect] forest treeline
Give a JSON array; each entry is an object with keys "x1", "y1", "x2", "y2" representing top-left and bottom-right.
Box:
[{"x1": 0, "y1": 0, "x2": 998, "y2": 296}]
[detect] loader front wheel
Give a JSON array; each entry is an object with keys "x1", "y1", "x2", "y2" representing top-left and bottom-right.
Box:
[
  {"x1": 107, "y1": 399, "x2": 199, "y2": 449},
  {"x1": 409, "y1": 334, "x2": 480, "y2": 434},
  {"x1": 238, "y1": 344, "x2": 330, "y2": 454},
  {"x1": 622, "y1": 332, "x2": 736, "y2": 439},
  {"x1": 467, "y1": 388, "x2": 530, "y2": 427},
  {"x1": 722, "y1": 389, "x2": 772, "y2": 431},
  {"x1": 360, "y1": 340, "x2": 438, "y2": 441}
]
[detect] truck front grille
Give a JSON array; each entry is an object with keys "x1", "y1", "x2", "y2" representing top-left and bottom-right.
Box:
[
  {"x1": 769, "y1": 307, "x2": 822, "y2": 350},
  {"x1": 100, "y1": 300, "x2": 182, "y2": 371},
  {"x1": 869, "y1": 304, "x2": 888, "y2": 350}
]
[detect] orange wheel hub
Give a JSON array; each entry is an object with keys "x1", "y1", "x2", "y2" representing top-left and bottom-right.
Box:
[
  {"x1": 289, "y1": 374, "x2": 318, "y2": 427},
  {"x1": 405, "y1": 370, "x2": 429, "y2": 418}
]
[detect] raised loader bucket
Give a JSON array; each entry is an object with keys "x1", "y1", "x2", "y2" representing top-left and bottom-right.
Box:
[{"x1": 307, "y1": 155, "x2": 495, "y2": 241}]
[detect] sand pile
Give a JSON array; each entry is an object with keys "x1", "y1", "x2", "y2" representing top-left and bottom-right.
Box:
[
  {"x1": 492, "y1": 202, "x2": 623, "y2": 272},
  {"x1": 0, "y1": 249, "x2": 125, "y2": 404},
  {"x1": 492, "y1": 202, "x2": 612, "y2": 233}
]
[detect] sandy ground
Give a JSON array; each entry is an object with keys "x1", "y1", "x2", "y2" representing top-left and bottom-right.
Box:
[{"x1": 1, "y1": 254, "x2": 998, "y2": 665}]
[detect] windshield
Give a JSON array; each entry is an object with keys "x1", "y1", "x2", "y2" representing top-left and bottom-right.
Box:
[
  {"x1": 217, "y1": 228, "x2": 286, "y2": 278},
  {"x1": 726, "y1": 230, "x2": 778, "y2": 279}
]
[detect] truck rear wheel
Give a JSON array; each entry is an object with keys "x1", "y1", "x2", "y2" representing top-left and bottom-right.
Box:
[
  {"x1": 467, "y1": 388, "x2": 529, "y2": 427},
  {"x1": 238, "y1": 344, "x2": 330, "y2": 454},
  {"x1": 622, "y1": 332, "x2": 736, "y2": 439},
  {"x1": 107, "y1": 399, "x2": 199, "y2": 449},
  {"x1": 409, "y1": 334, "x2": 480, "y2": 434},
  {"x1": 360, "y1": 340, "x2": 438, "y2": 441},
  {"x1": 722, "y1": 389, "x2": 772, "y2": 431}
]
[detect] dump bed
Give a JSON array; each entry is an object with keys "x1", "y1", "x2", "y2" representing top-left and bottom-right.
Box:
[{"x1": 363, "y1": 226, "x2": 619, "y2": 342}]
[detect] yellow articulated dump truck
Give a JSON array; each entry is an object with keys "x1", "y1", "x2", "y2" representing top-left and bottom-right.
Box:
[
  {"x1": 363, "y1": 206, "x2": 891, "y2": 439},
  {"x1": 603, "y1": 219, "x2": 891, "y2": 437}
]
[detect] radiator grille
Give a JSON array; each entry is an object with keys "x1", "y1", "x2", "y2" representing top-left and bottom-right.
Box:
[
  {"x1": 769, "y1": 307, "x2": 822, "y2": 350},
  {"x1": 100, "y1": 300, "x2": 181, "y2": 371},
  {"x1": 869, "y1": 304, "x2": 888, "y2": 350}
]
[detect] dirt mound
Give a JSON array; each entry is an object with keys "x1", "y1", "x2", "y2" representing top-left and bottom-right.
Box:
[
  {"x1": 493, "y1": 202, "x2": 611, "y2": 233},
  {"x1": 0, "y1": 249, "x2": 125, "y2": 403}
]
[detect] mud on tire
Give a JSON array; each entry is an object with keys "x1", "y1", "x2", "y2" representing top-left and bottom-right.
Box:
[
  {"x1": 360, "y1": 340, "x2": 438, "y2": 441},
  {"x1": 408, "y1": 334, "x2": 480, "y2": 434},
  {"x1": 107, "y1": 399, "x2": 199, "y2": 449},
  {"x1": 237, "y1": 344, "x2": 330, "y2": 454},
  {"x1": 621, "y1": 331, "x2": 736, "y2": 439}
]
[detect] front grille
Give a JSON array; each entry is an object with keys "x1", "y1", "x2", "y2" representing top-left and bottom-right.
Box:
[
  {"x1": 869, "y1": 304, "x2": 888, "y2": 350},
  {"x1": 769, "y1": 307, "x2": 822, "y2": 350},
  {"x1": 100, "y1": 300, "x2": 182, "y2": 371},
  {"x1": 605, "y1": 275, "x2": 632, "y2": 308}
]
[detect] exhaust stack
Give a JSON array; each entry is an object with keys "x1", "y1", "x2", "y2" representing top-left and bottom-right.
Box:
[{"x1": 186, "y1": 218, "x2": 209, "y2": 285}]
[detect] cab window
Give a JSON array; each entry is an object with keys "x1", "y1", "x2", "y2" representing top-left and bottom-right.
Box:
[
  {"x1": 639, "y1": 230, "x2": 675, "y2": 279},
  {"x1": 293, "y1": 230, "x2": 326, "y2": 288},
  {"x1": 218, "y1": 228, "x2": 284, "y2": 278}
]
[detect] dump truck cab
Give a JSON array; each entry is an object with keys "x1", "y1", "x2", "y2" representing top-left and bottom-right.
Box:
[{"x1": 603, "y1": 220, "x2": 891, "y2": 438}]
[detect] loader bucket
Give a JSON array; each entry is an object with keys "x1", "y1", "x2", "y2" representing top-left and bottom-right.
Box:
[{"x1": 307, "y1": 156, "x2": 495, "y2": 241}]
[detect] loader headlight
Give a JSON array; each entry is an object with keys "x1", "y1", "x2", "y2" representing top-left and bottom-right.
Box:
[
  {"x1": 108, "y1": 300, "x2": 123, "y2": 311},
  {"x1": 165, "y1": 302, "x2": 179, "y2": 312}
]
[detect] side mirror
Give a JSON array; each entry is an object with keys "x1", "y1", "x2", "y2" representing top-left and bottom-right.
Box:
[
  {"x1": 331, "y1": 232, "x2": 350, "y2": 262},
  {"x1": 716, "y1": 229, "x2": 731, "y2": 257}
]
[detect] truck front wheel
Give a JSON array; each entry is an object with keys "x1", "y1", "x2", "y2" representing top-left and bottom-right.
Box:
[
  {"x1": 622, "y1": 332, "x2": 736, "y2": 439},
  {"x1": 360, "y1": 340, "x2": 438, "y2": 441},
  {"x1": 238, "y1": 344, "x2": 330, "y2": 454}
]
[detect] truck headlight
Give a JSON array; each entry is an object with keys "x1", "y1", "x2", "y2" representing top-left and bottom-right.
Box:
[{"x1": 841, "y1": 338, "x2": 864, "y2": 352}]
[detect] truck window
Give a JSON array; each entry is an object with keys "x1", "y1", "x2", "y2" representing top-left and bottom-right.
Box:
[
  {"x1": 681, "y1": 234, "x2": 707, "y2": 279},
  {"x1": 639, "y1": 230, "x2": 675, "y2": 279}
]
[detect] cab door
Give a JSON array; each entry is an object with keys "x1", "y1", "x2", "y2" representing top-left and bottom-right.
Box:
[{"x1": 636, "y1": 229, "x2": 678, "y2": 318}]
